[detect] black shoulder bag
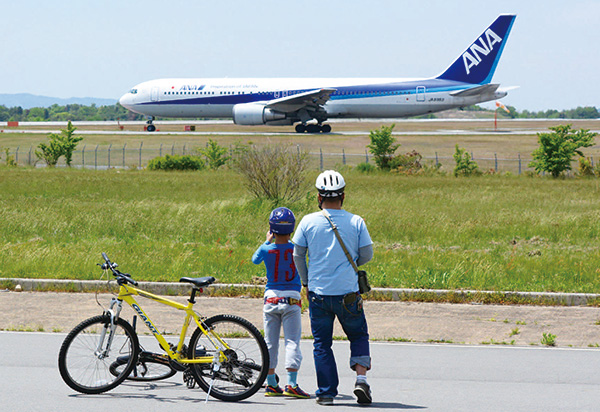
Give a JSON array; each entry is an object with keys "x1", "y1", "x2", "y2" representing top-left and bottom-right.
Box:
[{"x1": 321, "y1": 210, "x2": 371, "y2": 294}]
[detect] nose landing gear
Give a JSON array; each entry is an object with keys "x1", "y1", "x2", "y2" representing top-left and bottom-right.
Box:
[{"x1": 145, "y1": 117, "x2": 156, "y2": 132}]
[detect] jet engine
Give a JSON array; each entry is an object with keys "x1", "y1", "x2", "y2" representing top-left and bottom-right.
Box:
[{"x1": 232, "y1": 103, "x2": 287, "y2": 125}]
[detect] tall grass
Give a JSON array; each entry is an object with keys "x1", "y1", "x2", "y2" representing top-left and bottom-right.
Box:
[{"x1": 1, "y1": 167, "x2": 599, "y2": 293}]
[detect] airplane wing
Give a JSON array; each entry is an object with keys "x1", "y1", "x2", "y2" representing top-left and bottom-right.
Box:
[
  {"x1": 265, "y1": 88, "x2": 337, "y2": 113},
  {"x1": 450, "y1": 83, "x2": 500, "y2": 97}
]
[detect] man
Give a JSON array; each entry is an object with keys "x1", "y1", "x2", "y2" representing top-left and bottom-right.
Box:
[{"x1": 292, "y1": 170, "x2": 374, "y2": 406}]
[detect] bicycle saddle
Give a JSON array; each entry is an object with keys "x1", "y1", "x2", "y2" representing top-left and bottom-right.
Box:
[{"x1": 179, "y1": 277, "x2": 216, "y2": 288}]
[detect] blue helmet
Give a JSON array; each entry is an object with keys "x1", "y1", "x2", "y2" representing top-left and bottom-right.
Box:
[{"x1": 269, "y1": 207, "x2": 296, "y2": 235}]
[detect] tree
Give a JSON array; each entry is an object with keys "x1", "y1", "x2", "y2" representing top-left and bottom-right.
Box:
[
  {"x1": 35, "y1": 121, "x2": 83, "y2": 167},
  {"x1": 367, "y1": 124, "x2": 400, "y2": 170},
  {"x1": 197, "y1": 139, "x2": 230, "y2": 170},
  {"x1": 453, "y1": 145, "x2": 479, "y2": 177},
  {"x1": 529, "y1": 124, "x2": 596, "y2": 178}
]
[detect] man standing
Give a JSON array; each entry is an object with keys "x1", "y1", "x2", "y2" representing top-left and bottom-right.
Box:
[{"x1": 292, "y1": 170, "x2": 374, "y2": 406}]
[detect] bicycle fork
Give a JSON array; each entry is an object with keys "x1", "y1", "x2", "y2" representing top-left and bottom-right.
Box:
[{"x1": 95, "y1": 298, "x2": 124, "y2": 359}]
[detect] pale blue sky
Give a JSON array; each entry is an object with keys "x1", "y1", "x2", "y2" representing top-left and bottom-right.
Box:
[{"x1": 1, "y1": 0, "x2": 598, "y2": 111}]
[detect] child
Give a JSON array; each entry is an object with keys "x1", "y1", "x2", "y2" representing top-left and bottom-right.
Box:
[{"x1": 252, "y1": 207, "x2": 310, "y2": 399}]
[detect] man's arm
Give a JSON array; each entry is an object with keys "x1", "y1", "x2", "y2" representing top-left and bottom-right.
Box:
[
  {"x1": 293, "y1": 245, "x2": 309, "y2": 287},
  {"x1": 357, "y1": 244, "x2": 373, "y2": 266}
]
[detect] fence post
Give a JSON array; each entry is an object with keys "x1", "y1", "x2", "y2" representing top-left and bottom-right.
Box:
[
  {"x1": 159, "y1": 143, "x2": 163, "y2": 157},
  {"x1": 82, "y1": 145, "x2": 86, "y2": 168},
  {"x1": 435, "y1": 152, "x2": 439, "y2": 167},
  {"x1": 518, "y1": 153, "x2": 521, "y2": 175},
  {"x1": 320, "y1": 148, "x2": 323, "y2": 170},
  {"x1": 171, "y1": 144, "x2": 175, "y2": 156},
  {"x1": 494, "y1": 153, "x2": 498, "y2": 172},
  {"x1": 365, "y1": 150, "x2": 369, "y2": 163},
  {"x1": 123, "y1": 144, "x2": 126, "y2": 168},
  {"x1": 28, "y1": 146, "x2": 32, "y2": 166},
  {"x1": 342, "y1": 148, "x2": 346, "y2": 165},
  {"x1": 183, "y1": 144, "x2": 187, "y2": 156},
  {"x1": 15, "y1": 146, "x2": 19, "y2": 165},
  {"x1": 108, "y1": 144, "x2": 112, "y2": 169},
  {"x1": 139, "y1": 142, "x2": 143, "y2": 169},
  {"x1": 94, "y1": 145, "x2": 99, "y2": 170},
  {"x1": 591, "y1": 156, "x2": 594, "y2": 168}
]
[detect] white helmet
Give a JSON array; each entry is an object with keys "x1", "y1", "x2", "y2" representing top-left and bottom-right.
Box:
[{"x1": 315, "y1": 170, "x2": 345, "y2": 197}]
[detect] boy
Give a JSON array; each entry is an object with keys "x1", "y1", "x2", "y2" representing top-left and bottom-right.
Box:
[{"x1": 252, "y1": 207, "x2": 310, "y2": 399}]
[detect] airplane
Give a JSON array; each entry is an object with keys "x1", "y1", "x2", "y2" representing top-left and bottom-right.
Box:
[{"x1": 119, "y1": 14, "x2": 516, "y2": 133}]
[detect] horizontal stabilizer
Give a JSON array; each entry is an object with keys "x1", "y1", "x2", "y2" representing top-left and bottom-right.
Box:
[{"x1": 450, "y1": 83, "x2": 499, "y2": 97}]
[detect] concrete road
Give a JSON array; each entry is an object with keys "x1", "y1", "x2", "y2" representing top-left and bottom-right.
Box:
[{"x1": 2, "y1": 331, "x2": 600, "y2": 412}]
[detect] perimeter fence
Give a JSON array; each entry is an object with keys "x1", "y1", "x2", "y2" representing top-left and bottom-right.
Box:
[{"x1": 2, "y1": 143, "x2": 594, "y2": 175}]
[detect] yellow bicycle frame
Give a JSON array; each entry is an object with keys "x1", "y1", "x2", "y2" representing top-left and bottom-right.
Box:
[{"x1": 115, "y1": 283, "x2": 230, "y2": 365}]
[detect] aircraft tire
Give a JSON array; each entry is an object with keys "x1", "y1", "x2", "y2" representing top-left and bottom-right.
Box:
[
  {"x1": 306, "y1": 124, "x2": 320, "y2": 134},
  {"x1": 295, "y1": 124, "x2": 306, "y2": 133},
  {"x1": 147, "y1": 124, "x2": 156, "y2": 132},
  {"x1": 321, "y1": 124, "x2": 332, "y2": 133}
]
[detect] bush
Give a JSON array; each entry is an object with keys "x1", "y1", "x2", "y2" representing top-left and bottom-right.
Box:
[
  {"x1": 197, "y1": 139, "x2": 230, "y2": 170},
  {"x1": 147, "y1": 154, "x2": 205, "y2": 171},
  {"x1": 453, "y1": 145, "x2": 480, "y2": 177},
  {"x1": 578, "y1": 157, "x2": 595, "y2": 177},
  {"x1": 367, "y1": 124, "x2": 400, "y2": 170},
  {"x1": 355, "y1": 162, "x2": 377, "y2": 174},
  {"x1": 529, "y1": 124, "x2": 596, "y2": 178},
  {"x1": 390, "y1": 150, "x2": 423, "y2": 175},
  {"x1": 35, "y1": 121, "x2": 83, "y2": 167},
  {"x1": 234, "y1": 144, "x2": 310, "y2": 202}
]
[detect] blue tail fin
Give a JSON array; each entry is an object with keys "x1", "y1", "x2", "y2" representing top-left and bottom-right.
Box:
[{"x1": 437, "y1": 14, "x2": 516, "y2": 84}]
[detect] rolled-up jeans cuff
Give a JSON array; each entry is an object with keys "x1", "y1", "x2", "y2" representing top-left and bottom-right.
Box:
[{"x1": 350, "y1": 355, "x2": 371, "y2": 371}]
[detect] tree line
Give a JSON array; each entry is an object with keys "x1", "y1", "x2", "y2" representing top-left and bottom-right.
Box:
[
  {"x1": 0, "y1": 103, "x2": 144, "y2": 122},
  {"x1": 0, "y1": 103, "x2": 597, "y2": 122}
]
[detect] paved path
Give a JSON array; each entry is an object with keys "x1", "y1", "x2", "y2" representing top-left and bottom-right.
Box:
[{"x1": 2, "y1": 291, "x2": 600, "y2": 347}]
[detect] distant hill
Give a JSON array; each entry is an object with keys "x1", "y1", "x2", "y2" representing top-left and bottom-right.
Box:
[{"x1": 0, "y1": 93, "x2": 118, "y2": 109}]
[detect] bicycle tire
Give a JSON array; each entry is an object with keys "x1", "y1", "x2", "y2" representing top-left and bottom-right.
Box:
[
  {"x1": 187, "y1": 314, "x2": 269, "y2": 402},
  {"x1": 58, "y1": 315, "x2": 139, "y2": 394},
  {"x1": 109, "y1": 352, "x2": 176, "y2": 382}
]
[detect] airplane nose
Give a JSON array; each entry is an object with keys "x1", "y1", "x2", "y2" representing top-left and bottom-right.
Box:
[{"x1": 119, "y1": 93, "x2": 131, "y2": 109}]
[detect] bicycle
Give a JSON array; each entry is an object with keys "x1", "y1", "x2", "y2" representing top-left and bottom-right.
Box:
[{"x1": 58, "y1": 253, "x2": 269, "y2": 402}]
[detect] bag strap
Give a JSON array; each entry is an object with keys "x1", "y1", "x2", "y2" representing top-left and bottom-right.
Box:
[{"x1": 321, "y1": 210, "x2": 359, "y2": 273}]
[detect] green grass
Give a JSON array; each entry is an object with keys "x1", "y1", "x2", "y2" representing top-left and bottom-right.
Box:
[{"x1": 1, "y1": 167, "x2": 600, "y2": 294}]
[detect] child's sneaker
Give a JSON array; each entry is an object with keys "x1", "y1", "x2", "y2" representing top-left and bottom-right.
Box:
[
  {"x1": 265, "y1": 385, "x2": 284, "y2": 396},
  {"x1": 283, "y1": 384, "x2": 310, "y2": 399}
]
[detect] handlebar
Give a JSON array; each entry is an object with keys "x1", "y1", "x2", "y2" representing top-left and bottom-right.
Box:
[{"x1": 100, "y1": 253, "x2": 138, "y2": 286}]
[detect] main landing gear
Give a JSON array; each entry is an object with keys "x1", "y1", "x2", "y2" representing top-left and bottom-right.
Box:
[
  {"x1": 145, "y1": 117, "x2": 156, "y2": 132},
  {"x1": 295, "y1": 123, "x2": 332, "y2": 134}
]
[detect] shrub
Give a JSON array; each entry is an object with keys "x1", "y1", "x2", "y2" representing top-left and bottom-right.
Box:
[
  {"x1": 578, "y1": 157, "x2": 595, "y2": 177},
  {"x1": 390, "y1": 150, "x2": 423, "y2": 175},
  {"x1": 367, "y1": 124, "x2": 400, "y2": 170},
  {"x1": 147, "y1": 154, "x2": 205, "y2": 171},
  {"x1": 35, "y1": 121, "x2": 83, "y2": 167},
  {"x1": 197, "y1": 139, "x2": 230, "y2": 170},
  {"x1": 529, "y1": 124, "x2": 596, "y2": 178},
  {"x1": 453, "y1": 145, "x2": 480, "y2": 177},
  {"x1": 234, "y1": 144, "x2": 310, "y2": 202},
  {"x1": 355, "y1": 162, "x2": 377, "y2": 174}
]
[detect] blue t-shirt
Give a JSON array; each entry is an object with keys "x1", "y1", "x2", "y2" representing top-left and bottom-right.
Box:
[
  {"x1": 292, "y1": 209, "x2": 372, "y2": 295},
  {"x1": 252, "y1": 241, "x2": 301, "y2": 293}
]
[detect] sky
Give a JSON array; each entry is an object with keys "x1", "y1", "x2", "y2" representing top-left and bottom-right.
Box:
[{"x1": 1, "y1": 0, "x2": 599, "y2": 111}]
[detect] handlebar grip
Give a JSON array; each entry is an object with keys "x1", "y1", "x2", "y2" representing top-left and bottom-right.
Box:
[{"x1": 102, "y1": 252, "x2": 109, "y2": 262}]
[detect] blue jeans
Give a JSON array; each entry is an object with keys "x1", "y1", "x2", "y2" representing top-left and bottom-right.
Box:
[{"x1": 308, "y1": 291, "x2": 371, "y2": 398}]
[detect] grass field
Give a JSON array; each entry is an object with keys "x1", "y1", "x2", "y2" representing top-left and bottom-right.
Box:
[{"x1": 1, "y1": 166, "x2": 599, "y2": 294}]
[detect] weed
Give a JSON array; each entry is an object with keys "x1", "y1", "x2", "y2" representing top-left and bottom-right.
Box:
[
  {"x1": 509, "y1": 327, "x2": 520, "y2": 337},
  {"x1": 541, "y1": 332, "x2": 557, "y2": 346}
]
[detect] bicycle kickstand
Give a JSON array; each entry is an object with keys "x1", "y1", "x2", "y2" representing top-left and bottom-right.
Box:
[{"x1": 205, "y1": 363, "x2": 221, "y2": 403}]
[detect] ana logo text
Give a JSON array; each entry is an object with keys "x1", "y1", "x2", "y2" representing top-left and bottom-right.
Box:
[
  {"x1": 179, "y1": 85, "x2": 205, "y2": 91},
  {"x1": 462, "y1": 29, "x2": 503, "y2": 75}
]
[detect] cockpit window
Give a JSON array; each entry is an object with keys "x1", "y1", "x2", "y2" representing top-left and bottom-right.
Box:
[{"x1": 130, "y1": 89, "x2": 138, "y2": 94}]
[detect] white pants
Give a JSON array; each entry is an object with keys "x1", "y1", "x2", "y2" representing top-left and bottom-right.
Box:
[{"x1": 263, "y1": 303, "x2": 303, "y2": 370}]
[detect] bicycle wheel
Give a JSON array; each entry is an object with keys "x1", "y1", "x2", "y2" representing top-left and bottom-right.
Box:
[
  {"x1": 109, "y1": 352, "x2": 176, "y2": 382},
  {"x1": 187, "y1": 314, "x2": 269, "y2": 402},
  {"x1": 58, "y1": 315, "x2": 139, "y2": 394}
]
